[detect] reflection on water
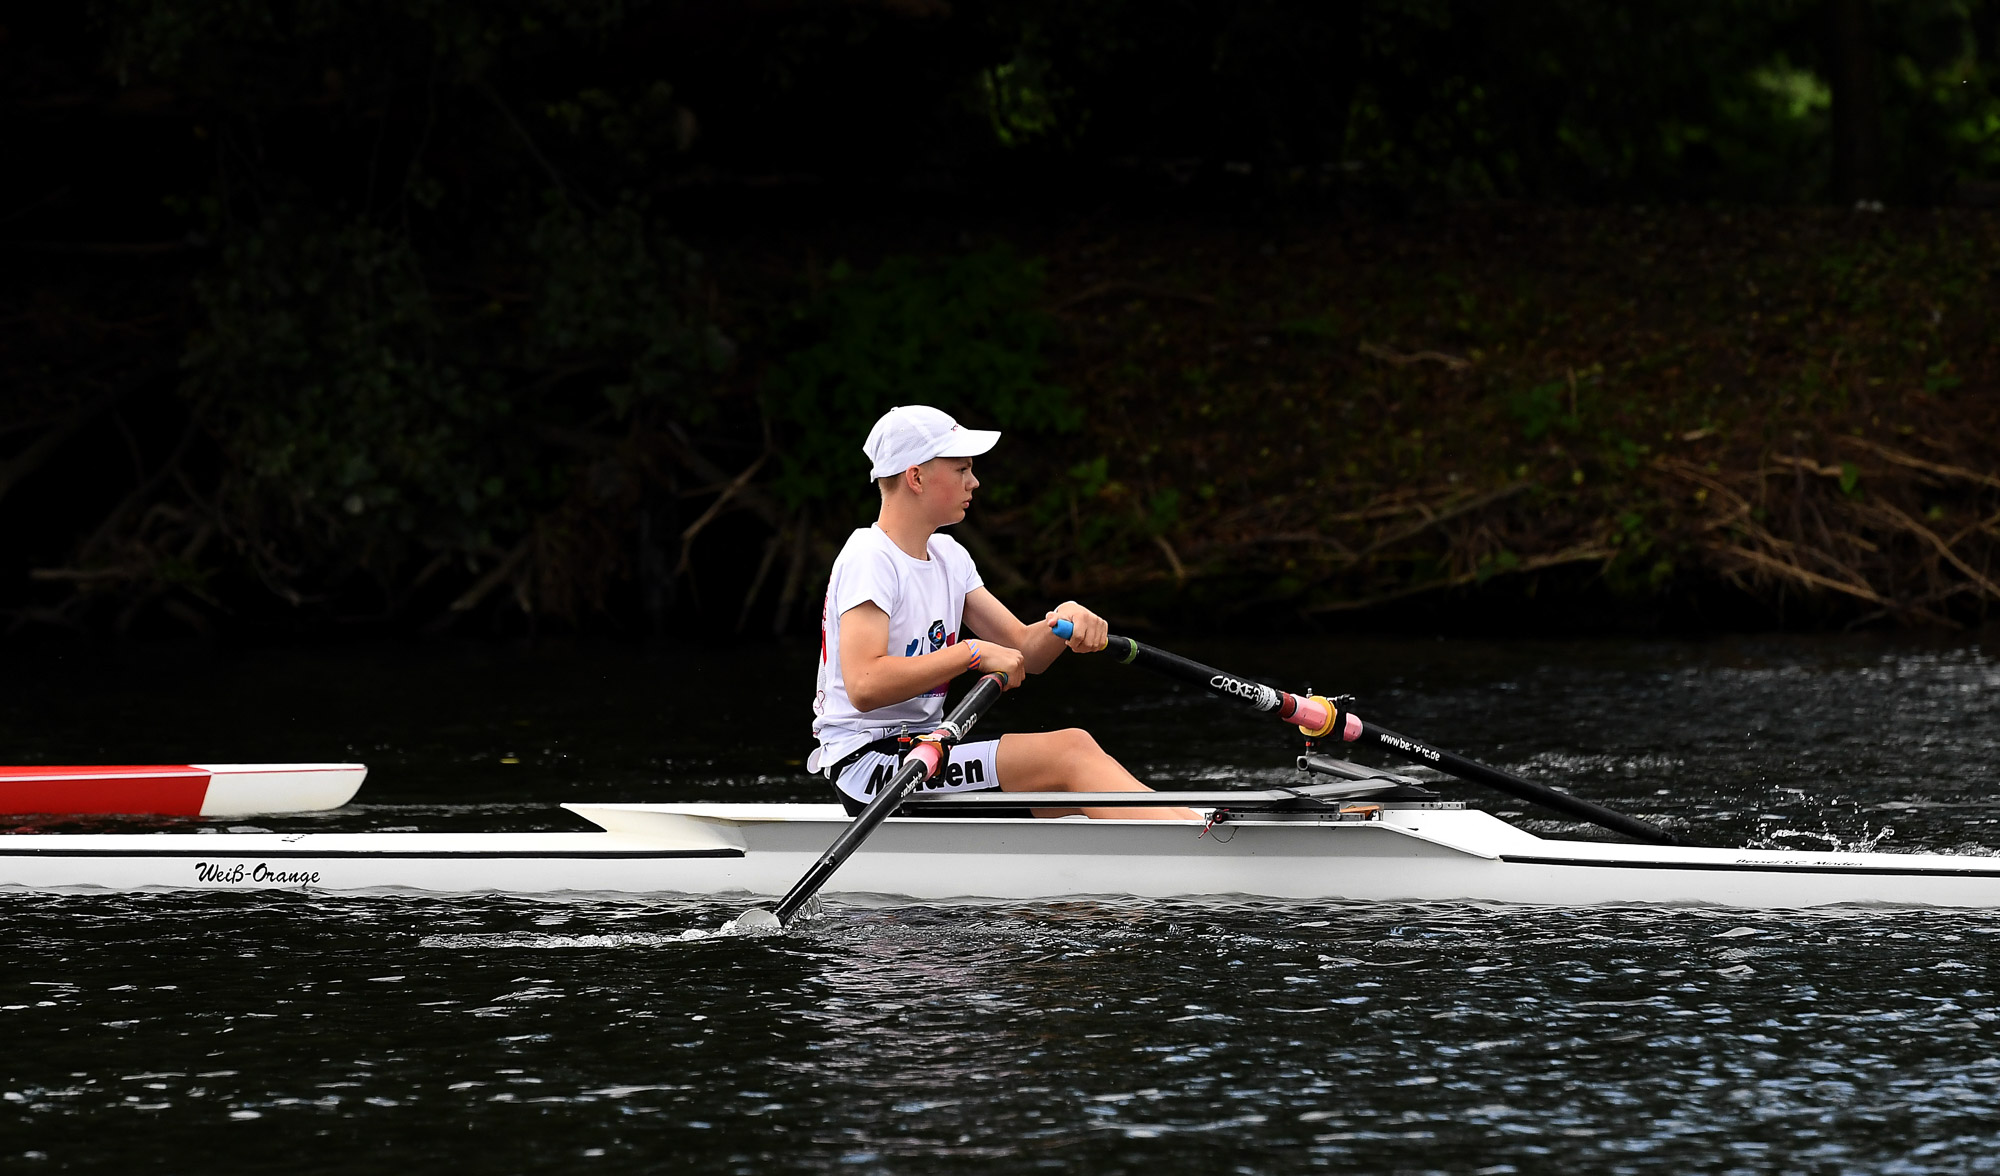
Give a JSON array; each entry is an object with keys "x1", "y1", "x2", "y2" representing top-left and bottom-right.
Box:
[{"x1": 3, "y1": 633, "x2": 2000, "y2": 1171}]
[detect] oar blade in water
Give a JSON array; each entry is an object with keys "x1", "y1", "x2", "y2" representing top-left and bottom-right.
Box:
[{"x1": 724, "y1": 907, "x2": 783, "y2": 936}]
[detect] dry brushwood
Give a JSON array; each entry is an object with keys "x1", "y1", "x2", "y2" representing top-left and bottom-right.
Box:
[{"x1": 1656, "y1": 438, "x2": 2000, "y2": 627}]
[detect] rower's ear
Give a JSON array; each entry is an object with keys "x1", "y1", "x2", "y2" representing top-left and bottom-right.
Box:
[{"x1": 880, "y1": 467, "x2": 923, "y2": 497}]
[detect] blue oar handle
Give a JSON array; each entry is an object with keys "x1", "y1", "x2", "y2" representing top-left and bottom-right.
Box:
[{"x1": 1050, "y1": 618, "x2": 1075, "y2": 640}]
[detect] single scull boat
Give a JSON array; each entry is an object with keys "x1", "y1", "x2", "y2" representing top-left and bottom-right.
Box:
[
  {"x1": 3, "y1": 632, "x2": 1986, "y2": 911},
  {"x1": 0, "y1": 758, "x2": 1994, "y2": 908},
  {"x1": 0, "y1": 763, "x2": 367, "y2": 817}
]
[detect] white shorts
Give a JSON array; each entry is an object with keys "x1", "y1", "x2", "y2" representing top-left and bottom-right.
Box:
[{"x1": 830, "y1": 738, "x2": 1004, "y2": 806}]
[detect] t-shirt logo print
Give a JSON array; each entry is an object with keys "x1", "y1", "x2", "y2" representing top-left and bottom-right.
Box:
[{"x1": 927, "y1": 620, "x2": 947, "y2": 652}]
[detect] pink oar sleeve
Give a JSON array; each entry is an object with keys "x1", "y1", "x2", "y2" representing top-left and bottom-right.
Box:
[
  {"x1": 906, "y1": 740, "x2": 945, "y2": 777},
  {"x1": 1282, "y1": 695, "x2": 1362, "y2": 741}
]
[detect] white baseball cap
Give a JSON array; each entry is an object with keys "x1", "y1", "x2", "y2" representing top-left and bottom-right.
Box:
[{"x1": 863, "y1": 405, "x2": 1001, "y2": 481}]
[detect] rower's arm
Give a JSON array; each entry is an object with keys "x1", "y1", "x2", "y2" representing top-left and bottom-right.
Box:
[
  {"x1": 838, "y1": 602, "x2": 998, "y2": 712},
  {"x1": 963, "y1": 587, "x2": 1073, "y2": 674}
]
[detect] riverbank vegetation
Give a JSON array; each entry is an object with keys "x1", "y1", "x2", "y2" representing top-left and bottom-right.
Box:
[
  {"x1": 6, "y1": 2, "x2": 2000, "y2": 637},
  {"x1": 718, "y1": 207, "x2": 2000, "y2": 634}
]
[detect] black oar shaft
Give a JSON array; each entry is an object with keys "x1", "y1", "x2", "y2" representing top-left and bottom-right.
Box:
[
  {"x1": 770, "y1": 674, "x2": 1005, "y2": 925},
  {"x1": 1355, "y1": 721, "x2": 1673, "y2": 845},
  {"x1": 1099, "y1": 634, "x2": 1676, "y2": 846},
  {"x1": 1106, "y1": 636, "x2": 1293, "y2": 716}
]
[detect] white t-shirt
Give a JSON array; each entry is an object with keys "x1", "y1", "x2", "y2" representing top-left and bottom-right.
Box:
[{"x1": 808, "y1": 524, "x2": 984, "y2": 772}]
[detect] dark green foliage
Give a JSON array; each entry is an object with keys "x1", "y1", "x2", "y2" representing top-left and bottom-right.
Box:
[
  {"x1": 23, "y1": 1, "x2": 730, "y2": 615},
  {"x1": 760, "y1": 247, "x2": 1078, "y2": 514},
  {"x1": 1510, "y1": 380, "x2": 1580, "y2": 441},
  {"x1": 186, "y1": 217, "x2": 510, "y2": 555},
  {"x1": 9, "y1": 0, "x2": 2000, "y2": 632},
  {"x1": 977, "y1": 0, "x2": 1999, "y2": 202},
  {"x1": 186, "y1": 202, "x2": 721, "y2": 577},
  {"x1": 526, "y1": 202, "x2": 726, "y2": 419}
]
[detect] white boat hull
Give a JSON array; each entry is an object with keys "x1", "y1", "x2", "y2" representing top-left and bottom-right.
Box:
[{"x1": 4, "y1": 803, "x2": 2000, "y2": 909}]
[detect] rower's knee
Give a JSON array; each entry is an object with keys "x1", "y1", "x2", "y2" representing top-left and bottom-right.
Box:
[{"x1": 1054, "y1": 728, "x2": 1103, "y2": 756}]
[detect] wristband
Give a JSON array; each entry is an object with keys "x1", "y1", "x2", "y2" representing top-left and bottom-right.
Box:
[{"x1": 964, "y1": 640, "x2": 982, "y2": 671}]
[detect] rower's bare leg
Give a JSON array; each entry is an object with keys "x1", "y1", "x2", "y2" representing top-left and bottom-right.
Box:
[{"x1": 995, "y1": 730, "x2": 1199, "y2": 821}]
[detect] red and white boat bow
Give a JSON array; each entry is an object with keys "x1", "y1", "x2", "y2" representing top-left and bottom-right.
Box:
[{"x1": 0, "y1": 764, "x2": 367, "y2": 817}]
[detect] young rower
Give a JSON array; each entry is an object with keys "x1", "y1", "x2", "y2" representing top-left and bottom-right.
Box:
[{"x1": 808, "y1": 405, "x2": 1197, "y2": 821}]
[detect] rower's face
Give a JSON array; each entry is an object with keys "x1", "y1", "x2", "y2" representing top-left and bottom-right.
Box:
[{"x1": 920, "y1": 457, "x2": 979, "y2": 523}]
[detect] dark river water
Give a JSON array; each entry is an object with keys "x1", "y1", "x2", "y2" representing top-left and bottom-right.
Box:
[{"x1": 5, "y1": 633, "x2": 2000, "y2": 1172}]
